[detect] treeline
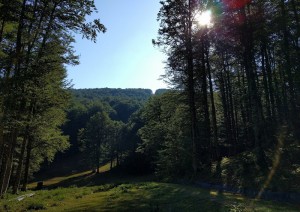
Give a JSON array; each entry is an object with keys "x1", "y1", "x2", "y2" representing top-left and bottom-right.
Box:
[
  {"x1": 72, "y1": 88, "x2": 153, "y2": 101},
  {"x1": 0, "y1": 0, "x2": 105, "y2": 196},
  {"x1": 138, "y1": 0, "x2": 299, "y2": 191}
]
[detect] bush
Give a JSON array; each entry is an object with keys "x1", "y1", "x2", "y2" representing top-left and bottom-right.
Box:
[
  {"x1": 93, "y1": 183, "x2": 120, "y2": 193},
  {"x1": 220, "y1": 152, "x2": 264, "y2": 189},
  {"x1": 218, "y1": 146, "x2": 300, "y2": 192},
  {"x1": 26, "y1": 202, "x2": 46, "y2": 210}
]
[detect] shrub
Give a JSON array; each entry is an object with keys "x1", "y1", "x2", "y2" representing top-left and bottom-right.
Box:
[
  {"x1": 93, "y1": 183, "x2": 120, "y2": 193},
  {"x1": 26, "y1": 202, "x2": 46, "y2": 210}
]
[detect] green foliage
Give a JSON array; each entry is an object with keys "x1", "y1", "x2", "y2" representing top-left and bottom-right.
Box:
[
  {"x1": 79, "y1": 109, "x2": 110, "y2": 169},
  {"x1": 61, "y1": 89, "x2": 148, "y2": 159},
  {"x1": 92, "y1": 183, "x2": 120, "y2": 193},
  {"x1": 0, "y1": 0, "x2": 106, "y2": 195},
  {"x1": 200, "y1": 128, "x2": 298, "y2": 192},
  {"x1": 147, "y1": 0, "x2": 300, "y2": 193},
  {"x1": 26, "y1": 202, "x2": 46, "y2": 210},
  {"x1": 154, "y1": 88, "x2": 169, "y2": 95},
  {"x1": 77, "y1": 103, "x2": 126, "y2": 171},
  {"x1": 138, "y1": 91, "x2": 193, "y2": 179},
  {"x1": 219, "y1": 153, "x2": 264, "y2": 189},
  {"x1": 72, "y1": 88, "x2": 153, "y2": 102}
]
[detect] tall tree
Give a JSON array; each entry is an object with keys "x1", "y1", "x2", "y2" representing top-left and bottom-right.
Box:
[
  {"x1": 153, "y1": 0, "x2": 300, "y2": 186},
  {"x1": 79, "y1": 110, "x2": 116, "y2": 173},
  {"x1": 0, "y1": 0, "x2": 105, "y2": 195}
]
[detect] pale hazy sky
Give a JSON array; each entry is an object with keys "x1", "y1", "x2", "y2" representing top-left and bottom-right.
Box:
[{"x1": 67, "y1": 0, "x2": 167, "y2": 92}]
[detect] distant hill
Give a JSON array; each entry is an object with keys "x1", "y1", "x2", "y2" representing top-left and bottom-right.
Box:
[
  {"x1": 70, "y1": 88, "x2": 153, "y2": 102},
  {"x1": 154, "y1": 89, "x2": 169, "y2": 95}
]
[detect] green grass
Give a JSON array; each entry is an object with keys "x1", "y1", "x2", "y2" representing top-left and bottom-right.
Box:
[
  {"x1": 1, "y1": 182, "x2": 299, "y2": 211},
  {"x1": 27, "y1": 161, "x2": 112, "y2": 189},
  {"x1": 2, "y1": 161, "x2": 299, "y2": 212}
]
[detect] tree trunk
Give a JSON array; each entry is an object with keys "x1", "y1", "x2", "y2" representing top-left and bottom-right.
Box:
[
  {"x1": 0, "y1": 124, "x2": 4, "y2": 169},
  {"x1": 273, "y1": 67, "x2": 284, "y2": 123},
  {"x1": 264, "y1": 46, "x2": 276, "y2": 119},
  {"x1": 237, "y1": 67, "x2": 250, "y2": 149},
  {"x1": 21, "y1": 136, "x2": 32, "y2": 191},
  {"x1": 2, "y1": 156, "x2": 13, "y2": 195},
  {"x1": 225, "y1": 64, "x2": 237, "y2": 154},
  {"x1": 13, "y1": 135, "x2": 28, "y2": 194},
  {"x1": 206, "y1": 49, "x2": 218, "y2": 160},
  {"x1": 291, "y1": 0, "x2": 300, "y2": 58},
  {"x1": 0, "y1": 19, "x2": 5, "y2": 43},
  {"x1": 201, "y1": 41, "x2": 210, "y2": 160},
  {"x1": 0, "y1": 130, "x2": 17, "y2": 197},
  {"x1": 187, "y1": 0, "x2": 198, "y2": 174},
  {"x1": 261, "y1": 44, "x2": 272, "y2": 119},
  {"x1": 280, "y1": 0, "x2": 297, "y2": 123},
  {"x1": 110, "y1": 156, "x2": 113, "y2": 170},
  {"x1": 240, "y1": 7, "x2": 265, "y2": 149},
  {"x1": 116, "y1": 152, "x2": 120, "y2": 167},
  {"x1": 96, "y1": 134, "x2": 101, "y2": 173},
  {"x1": 219, "y1": 66, "x2": 231, "y2": 156}
]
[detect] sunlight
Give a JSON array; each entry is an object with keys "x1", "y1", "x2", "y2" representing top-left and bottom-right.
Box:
[{"x1": 196, "y1": 10, "x2": 212, "y2": 27}]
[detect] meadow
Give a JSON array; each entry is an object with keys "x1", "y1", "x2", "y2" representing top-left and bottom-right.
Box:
[{"x1": 1, "y1": 166, "x2": 299, "y2": 212}]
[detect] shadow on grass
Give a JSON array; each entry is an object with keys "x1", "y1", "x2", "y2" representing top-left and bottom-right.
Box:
[
  {"x1": 59, "y1": 182, "x2": 228, "y2": 212},
  {"x1": 28, "y1": 170, "x2": 300, "y2": 212},
  {"x1": 32, "y1": 167, "x2": 230, "y2": 211},
  {"x1": 29, "y1": 164, "x2": 300, "y2": 212},
  {"x1": 35, "y1": 167, "x2": 155, "y2": 190}
]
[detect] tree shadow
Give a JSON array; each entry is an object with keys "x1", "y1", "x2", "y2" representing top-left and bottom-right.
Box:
[{"x1": 33, "y1": 167, "x2": 155, "y2": 190}]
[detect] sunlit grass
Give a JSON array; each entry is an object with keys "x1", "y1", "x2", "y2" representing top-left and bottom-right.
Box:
[
  {"x1": 27, "y1": 171, "x2": 90, "y2": 189},
  {"x1": 27, "y1": 161, "x2": 112, "y2": 189},
  {"x1": 4, "y1": 160, "x2": 298, "y2": 211},
  {"x1": 1, "y1": 182, "x2": 298, "y2": 212}
]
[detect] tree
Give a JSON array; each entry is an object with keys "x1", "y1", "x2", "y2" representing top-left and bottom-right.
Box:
[
  {"x1": 154, "y1": 0, "x2": 205, "y2": 174},
  {"x1": 79, "y1": 110, "x2": 111, "y2": 173},
  {"x1": 0, "y1": 0, "x2": 106, "y2": 195},
  {"x1": 152, "y1": 0, "x2": 300, "y2": 189},
  {"x1": 138, "y1": 91, "x2": 192, "y2": 179}
]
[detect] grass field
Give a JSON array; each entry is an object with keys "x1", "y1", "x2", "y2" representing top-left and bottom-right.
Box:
[
  {"x1": 1, "y1": 165, "x2": 299, "y2": 211},
  {"x1": 27, "y1": 161, "x2": 112, "y2": 189},
  {"x1": 1, "y1": 182, "x2": 299, "y2": 211}
]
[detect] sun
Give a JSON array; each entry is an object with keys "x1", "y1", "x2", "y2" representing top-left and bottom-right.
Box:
[{"x1": 196, "y1": 10, "x2": 212, "y2": 27}]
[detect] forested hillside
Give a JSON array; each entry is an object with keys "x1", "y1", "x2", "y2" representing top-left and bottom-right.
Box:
[
  {"x1": 71, "y1": 88, "x2": 153, "y2": 101},
  {"x1": 61, "y1": 88, "x2": 152, "y2": 155},
  {"x1": 37, "y1": 88, "x2": 154, "y2": 176}
]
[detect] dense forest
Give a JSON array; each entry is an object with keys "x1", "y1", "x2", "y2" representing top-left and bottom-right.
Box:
[
  {"x1": 52, "y1": 88, "x2": 153, "y2": 172},
  {"x1": 148, "y1": 0, "x2": 299, "y2": 192},
  {"x1": 0, "y1": 0, "x2": 299, "y2": 205}
]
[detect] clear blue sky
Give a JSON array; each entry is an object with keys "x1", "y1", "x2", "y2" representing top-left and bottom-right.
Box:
[{"x1": 66, "y1": 0, "x2": 167, "y2": 92}]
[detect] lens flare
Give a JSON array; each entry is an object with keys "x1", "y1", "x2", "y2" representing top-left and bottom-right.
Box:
[
  {"x1": 196, "y1": 10, "x2": 212, "y2": 27},
  {"x1": 223, "y1": 0, "x2": 251, "y2": 10}
]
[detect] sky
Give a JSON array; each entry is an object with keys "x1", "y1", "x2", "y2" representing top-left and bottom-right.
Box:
[{"x1": 66, "y1": 0, "x2": 167, "y2": 92}]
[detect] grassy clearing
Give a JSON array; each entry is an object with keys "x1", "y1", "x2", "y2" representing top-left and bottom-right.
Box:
[
  {"x1": 3, "y1": 162, "x2": 299, "y2": 211},
  {"x1": 27, "y1": 161, "x2": 112, "y2": 189},
  {"x1": 1, "y1": 182, "x2": 299, "y2": 211}
]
